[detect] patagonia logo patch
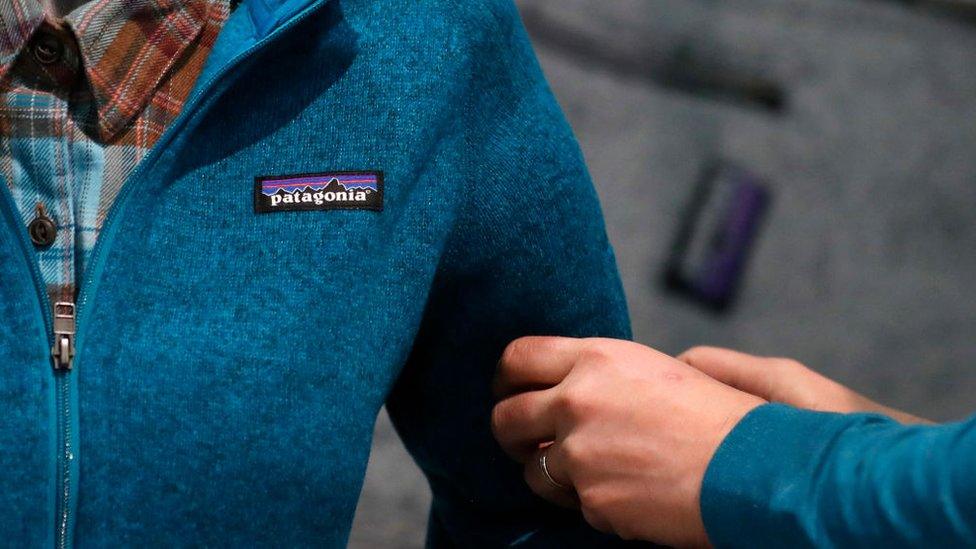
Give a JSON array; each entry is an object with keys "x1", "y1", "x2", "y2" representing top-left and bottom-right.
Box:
[{"x1": 254, "y1": 171, "x2": 383, "y2": 213}]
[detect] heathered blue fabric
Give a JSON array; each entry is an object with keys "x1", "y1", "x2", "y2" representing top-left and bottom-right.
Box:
[
  {"x1": 0, "y1": 0, "x2": 640, "y2": 546},
  {"x1": 701, "y1": 404, "x2": 976, "y2": 548}
]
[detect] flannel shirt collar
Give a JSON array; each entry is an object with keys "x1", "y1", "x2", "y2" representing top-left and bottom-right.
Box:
[{"x1": 0, "y1": 0, "x2": 221, "y2": 141}]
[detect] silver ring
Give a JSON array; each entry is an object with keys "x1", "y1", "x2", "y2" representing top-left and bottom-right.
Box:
[{"x1": 539, "y1": 446, "x2": 570, "y2": 490}]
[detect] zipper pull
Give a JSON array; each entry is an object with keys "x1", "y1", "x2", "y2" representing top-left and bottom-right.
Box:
[{"x1": 51, "y1": 302, "x2": 76, "y2": 371}]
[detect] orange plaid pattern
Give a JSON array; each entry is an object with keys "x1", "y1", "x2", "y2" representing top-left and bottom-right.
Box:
[{"x1": 0, "y1": 0, "x2": 232, "y2": 300}]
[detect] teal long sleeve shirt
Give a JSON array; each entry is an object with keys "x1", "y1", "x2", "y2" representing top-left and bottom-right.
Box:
[{"x1": 702, "y1": 404, "x2": 976, "y2": 547}]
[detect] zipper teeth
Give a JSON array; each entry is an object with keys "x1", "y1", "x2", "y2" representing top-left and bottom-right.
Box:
[{"x1": 58, "y1": 377, "x2": 70, "y2": 549}]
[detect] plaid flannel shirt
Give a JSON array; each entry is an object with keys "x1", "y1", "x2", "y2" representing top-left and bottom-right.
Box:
[{"x1": 0, "y1": 0, "x2": 231, "y2": 304}]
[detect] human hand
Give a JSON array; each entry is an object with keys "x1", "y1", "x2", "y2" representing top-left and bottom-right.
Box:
[
  {"x1": 491, "y1": 337, "x2": 765, "y2": 547},
  {"x1": 677, "y1": 346, "x2": 929, "y2": 425}
]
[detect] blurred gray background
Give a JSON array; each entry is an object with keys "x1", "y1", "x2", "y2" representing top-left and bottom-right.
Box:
[{"x1": 350, "y1": 1, "x2": 976, "y2": 546}]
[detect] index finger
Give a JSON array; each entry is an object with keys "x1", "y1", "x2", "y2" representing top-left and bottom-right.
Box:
[{"x1": 493, "y1": 336, "x2": 585, "y2": 398}]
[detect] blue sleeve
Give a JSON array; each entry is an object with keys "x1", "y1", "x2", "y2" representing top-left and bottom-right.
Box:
[
  {"x1": 384, "y1": 2, "x2": 643, "y2": 547},
  {"x1": 701, "y1": 403, "x2": 976, "y2": 548}
]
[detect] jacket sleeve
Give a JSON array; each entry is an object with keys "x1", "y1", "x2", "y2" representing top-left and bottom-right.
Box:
[
  {"x1": 384, "y1": 3, "x2": 644, "y2": 547},
  {"x1": 701, "y1": 403, "x2": 976, "y2": 548}
]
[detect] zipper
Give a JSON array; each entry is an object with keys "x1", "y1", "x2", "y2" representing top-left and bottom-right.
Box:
[
  {"x1": 52, "y1": 302, "x2": 74, "y2": 549},
  {"x1": 46, "y1": 3, "x2": 330, "y2": 547},
  {"x1": 50, "y1": 302, "x2": 73, "y2": 549},
  {"x1": 55, "y1": 369, "x2": 71, "y2": 549},
  {"x1": 52, "y1": 303, "x2": 76, "y2": 370}
]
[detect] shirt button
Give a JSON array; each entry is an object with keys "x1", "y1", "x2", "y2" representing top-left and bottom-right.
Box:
[
  {"x1": 32, "y1": 33, "x2": 64, "y2": 65},
  {"x1": 28, "y1": 203, "x2": 57, "y2": 248}
]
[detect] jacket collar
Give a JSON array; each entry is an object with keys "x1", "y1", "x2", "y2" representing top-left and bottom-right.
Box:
[
  {"x1": 196, "y1": 0, "x2": 331, "y2": 88},
  {"x1": 244, "y1": 0, "x2": 326, "y2": 38}
]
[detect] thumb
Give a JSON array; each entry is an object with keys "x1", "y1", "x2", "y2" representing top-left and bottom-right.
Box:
[{"x1": 676, "y1": 346, "x2": 779, "y2": 401}]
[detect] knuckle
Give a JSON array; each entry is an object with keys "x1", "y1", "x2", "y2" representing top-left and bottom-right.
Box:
[
  {"x1": 577, "y1": 341, "x2": 612, "y2": 367},
  {"x1": 614, "y1": 524, "x2": 639, "y2": 542},
  {"x1": 577, "y1": 488, "x2": 611, "y2": 530},
  {"x1": 489, "y1": 403, "x2": 509, "y2": 437},
  {"x1": 579, "y1": 488, "x2": 634, "y2": 539},
  {"x1": 553, "y1": 390, "x2": 575, "y2": 415},
  {"x1": 578, "y1": 485, "x2": 606, "y2": 511},
  {"x1": 560, "y1": 436, "x2": 588, "y2": 468},
  {"x1": 581, "y1": 508, "x2": 612, "y2": 534},
  {"x1": 500, "y1": 338, "x2": 531, "y2": 368},
  {"x1": 557, "y1": 383, "x2": 597, "y2": 419},
  {"x1": 491, "y1": 395, "x2": 531, "y2": 435}
]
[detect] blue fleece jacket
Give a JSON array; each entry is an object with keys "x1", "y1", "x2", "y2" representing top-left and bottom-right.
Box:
[
  {"x1": 702, "y1": 404, "x2": 976, "y2": 547},
  {"x1": 0, "y1": 0, "x2": 637, "y2": 546}
]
